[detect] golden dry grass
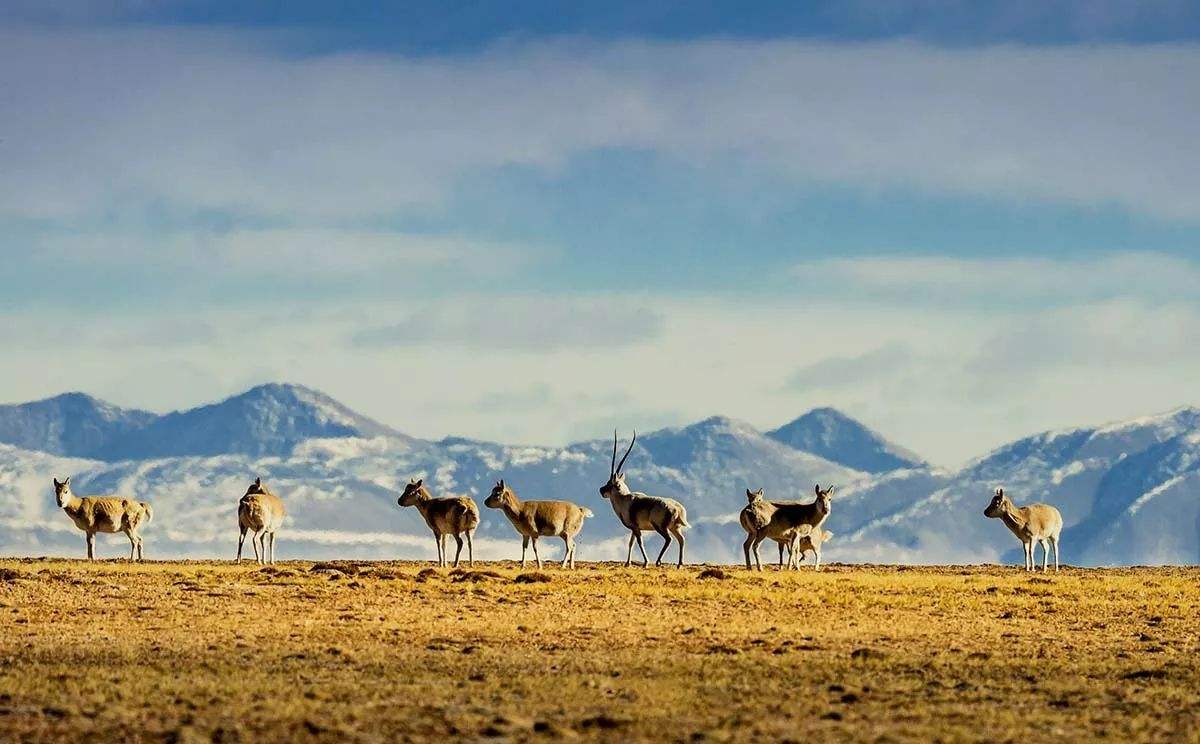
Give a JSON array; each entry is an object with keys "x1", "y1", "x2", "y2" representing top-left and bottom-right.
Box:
[{"x1": 1, "y1": 559, "x2": 1198, "y2": 742}]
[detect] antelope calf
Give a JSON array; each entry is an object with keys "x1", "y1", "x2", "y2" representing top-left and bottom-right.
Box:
[
  {"x1": 238, "y1": 477, "x2": 286, "y2": 565},
  {"x1": 740, "y1": 485, "x2": 834, "y2": 570},
  {"x1": 398, "y1": 478, "x2": 480, "y2": 568},
  {"x1": 984, "y1": 487, "x2": 1062, "y2": 572},
  {"x1": 53, "y1": 477, "x2": 153, "y2": 561},
  {"x1": 600, "y1": 431, "x2": 690, "y2": 568},
  {"x1": 484, "y1": 480, "x2": 593, "y2": 569},
  {"x1": 788, "y1": 528, "x2": 834, "y2": 570}
]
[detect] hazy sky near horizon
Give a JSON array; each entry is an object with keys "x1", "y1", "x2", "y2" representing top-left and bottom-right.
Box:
[{"x1": 2, "y1": 0, "x2": 1199, "y2": 465}]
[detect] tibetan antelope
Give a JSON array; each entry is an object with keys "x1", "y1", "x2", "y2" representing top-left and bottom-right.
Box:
[
  {"x1": 397, "y1": 478, "x2": 480, "y2": 568},
  {"x1": 789, "y1": 528, "x2": 834, "y2": 570},
  {"x1": 484, "y1": 480, "x2": 593, "y2": 569},
  {"x1": 740, "y1": 485, "x2": 834, "y2": 570},
  {"x1": 599, "y1": 431, "x2": 690, "y2": 568},
  {"x1": 52, "y1": 477, "x2": 153, "y2": 561},
  {"x1": 238, "y1": 477, "x2": 286, "y2": 565},
  {"x1": 984, "y1": 487, "x2": 1062, "y2": 572}
]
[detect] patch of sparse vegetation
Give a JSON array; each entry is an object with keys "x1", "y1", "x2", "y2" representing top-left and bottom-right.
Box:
[{"x1": 0, "y1": 560, "x2": 1197, "y2": 741}]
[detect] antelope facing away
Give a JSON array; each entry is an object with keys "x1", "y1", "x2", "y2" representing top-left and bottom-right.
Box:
[
  {"x1": 741, "y1": 486, "x2": 834, "y2": 570},
  {"x1": 599, "y1": 431, "x2": 690, "y2": 568},
  {"x1": 238, "y1": 477, "x2": 286, "y2": 565},
  {"x1": 398, "y1": 478, "x2": 480, "y2": 568},
  {"x1": 484, "y1": 480, "x2": 593, "y2": 569},
  {"x1": 53, "y1": 477, "x2": 153, "y2": 561},
  {"x1": 984, "y1": 487, "x2": 1062, "y2": 572}
]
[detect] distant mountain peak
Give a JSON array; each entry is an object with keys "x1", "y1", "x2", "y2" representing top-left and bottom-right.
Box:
[
  {"x1": 766, "y1": 407, "x2": 925, "y2": 474},
  {"x1": 0, "y1": 383, "x2": 406, "y2": 461}
]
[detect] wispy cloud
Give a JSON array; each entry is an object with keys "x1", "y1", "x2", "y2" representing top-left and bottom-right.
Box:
[
  {"x1": 787, "y1": 343, "x2": 913, "y2": 391},
  {"x1": 2, "y1": 29, "x2": 1199, "y2": 222},
  {"x1": 350, "y1": 299, "x2": 664, "y2": 351},
  {"x1": 794, "y1": 252, "x2": 1200, "y2": 305}
]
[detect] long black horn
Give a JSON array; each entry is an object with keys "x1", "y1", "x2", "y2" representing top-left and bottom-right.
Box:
[
  {"x1": 616, "y1": 430, "x2": 637, "y2": 474},
  {"x1": 611, "y1": 429, "x2": 619, "y2": 477}
]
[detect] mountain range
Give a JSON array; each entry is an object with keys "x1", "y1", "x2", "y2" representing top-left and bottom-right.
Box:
[{"x1": 0, "y1": 384, "x2": 1196, "y2": 566}]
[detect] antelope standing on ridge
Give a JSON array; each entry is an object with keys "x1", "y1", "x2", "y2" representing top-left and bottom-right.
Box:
[
  {"x1": 484, "y1": 480, "x2": 593, "y2": 569},
  {"x1": 52, "y1": 477, "x2": 153, "y2": 561},
  {"x1": 984, "y1": 487, "x2": 1062, "y2": 572},
  {"x1": 740, "y1": 486, "x2": 834, "y2": 570},
  {"x1": 398, "y1": 478, "x2": 480, "y2": 568},
  {"x1": 238, "y1": 477, "x2": 285, "y2": 565},
  {"x1": 600, "y1": 431, "x2": 690, "y2": 568}
]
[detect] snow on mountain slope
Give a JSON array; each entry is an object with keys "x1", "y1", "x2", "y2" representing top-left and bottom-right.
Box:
[
  {"x1": 0, "y1": 393, "x2": 156, "y2": 459},
  {"x1": 767, "y1": 407, "x2": 925, "y2": 473},
  {"x1": 0, "y1": 416, "x2": 867, "y2": 563},
  {"x1": 0, "y1": 384, "x2": 408, "y2": 462},
  {"x1": 2, "y1": 388, "x2": 1198, "y2": 566},
  {"x1": 841, "y1": 407, "x2": 1200, "y2": 566},
  {"x1": 95, "y1": 383, "x2": 408, "y2": 460}
]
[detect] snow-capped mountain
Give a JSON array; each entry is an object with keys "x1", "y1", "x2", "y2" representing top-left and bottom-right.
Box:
[
  {"x1": 0, "y1": 393, "x2": 156, "y2": 459},
  {"x1": 766, "y1": 407, "x2": 925, "y2": 473},
  {"x1": 838, "y1": 406, "x2": 1200, "y2": 566},
  {"x1": 0, "y1": 384, "x2": 405, "y2": 461},
  {"x1": 0, "y1": 385, "x2": 1197, "y2": 565}
]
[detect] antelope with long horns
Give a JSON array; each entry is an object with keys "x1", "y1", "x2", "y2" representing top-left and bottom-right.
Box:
[
  {"x1": 599, "y1": 431, "x2": 690, "y2": 568},
  {"x1": 52, "y1": 477, "x2": 153, "y2": 561},
  {"x1": 398, "y1": 478, "x2": 480, "y2": 568}
]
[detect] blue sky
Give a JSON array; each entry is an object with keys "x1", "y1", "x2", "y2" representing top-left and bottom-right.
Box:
[{"x1": 2, "y1": 1, "x2": 1199, "y2": 464}]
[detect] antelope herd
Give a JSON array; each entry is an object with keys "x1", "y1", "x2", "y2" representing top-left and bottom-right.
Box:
[{"x1": 48, "y1": 431, "x2": 1065, "y2": 572}]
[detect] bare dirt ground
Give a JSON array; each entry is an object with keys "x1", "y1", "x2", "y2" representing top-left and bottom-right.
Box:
[{"x1": 1, "y1": 559, "x2": 1197, "y2": 742}]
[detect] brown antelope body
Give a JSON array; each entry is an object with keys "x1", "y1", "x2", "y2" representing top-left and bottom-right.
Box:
[
  {"x1": 238, "y1": 477, "x2": 286, "y2": 565},
  {"x1": 53, "y1": 477, "x2": 153, "y2": 561},
  {"x1": 485, "y1": 480, "x2": 593, "y2": 569},
  {"x1": 398, "y1": 478, "x2": 480, "y2": 567},
  {"x1": 600, "y1": 431, "x2": 690, "y2": 568},
  {"x1": 984, "y1": 487, "x2": 1062, "y2": 571},
  {"x1": 740, "y1": 485, "x2": 834, "y2": 570}
]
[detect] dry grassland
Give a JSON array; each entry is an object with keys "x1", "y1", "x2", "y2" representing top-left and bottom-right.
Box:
[{"x1": 1, "y1": 560, "x2": 1198, "y2": 742}]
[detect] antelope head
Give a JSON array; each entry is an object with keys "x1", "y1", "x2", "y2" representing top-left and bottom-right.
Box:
[
  {"x1": 52, "y1": 476, "x2": 73, "y2": 507},
  {"x1": 814, "y1": 483, "x2": 835, "y2": 515},
  {"x1": 600, "y1": 430, "x2": 636, "y2": 500},
  {"x1": 243, "y1": 476, "x2": 267, "y2": 498},
  {"x1": 984, "y1": 487, "x2": 1010, "y2": 518},
  {"x1": 485, "y1": 479, "x2": 511, "y2": 509},
  {"x1": 746, "y1": 487, "x2": 765, "y2": 504},
  {"x1": 398, "y1": 478, "x2": 427, "y2": 507}
]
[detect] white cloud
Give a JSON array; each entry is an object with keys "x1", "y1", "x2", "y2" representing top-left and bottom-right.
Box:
[
  {"x1": 25, "y1": 228, "x2": 540, "y2": 278},
  {"x1": 350, "y1": 298, "x2": 664, "y2": 351},
  {"x1": 2, "y1": 29, "x2": 1199, "y2": 221},
  {"x1": 794, "y1": 252, "x2": 1200, "y2": 305}
]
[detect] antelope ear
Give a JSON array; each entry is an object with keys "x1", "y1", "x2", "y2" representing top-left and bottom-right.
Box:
[
  {"x1": 254, "y1": 477, "x2": 261, "y2": 487},
  {"x1": 995, "y1": 487, "x2": 1004, "y2": 498},
  {"x1": 814, "y1": 484, "x2": 821, "y2": 496},
  {"x1": 415, "y1": 478, "x2": 423, "y2": 487},
  {"x1": 499, "y1": 479, "x2": 505, "y2": 489},
  {"x1": 756, "y1": 488, "x2": 764, "y2": 496},
  {"x1": 826, "y1": 486, "x2": 835, "y2": 497},
  {"x1": 64, "y1": 476, "x2": 71, "y2": 486},
  {"x1": 53, "y1": 478, "x2": 61, "y2": 489}
]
